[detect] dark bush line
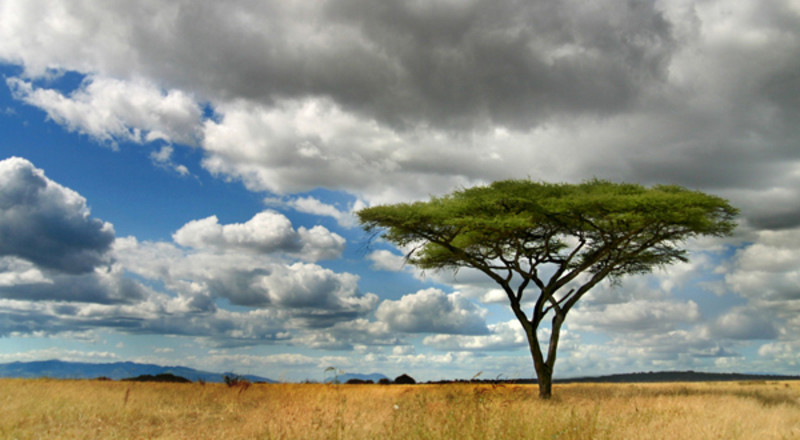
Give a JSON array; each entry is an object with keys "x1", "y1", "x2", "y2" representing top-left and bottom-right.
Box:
[
  {"x1": 122, "y1": 373, "x2": 192, "y2": 383},
  {"x1": 345, "y1": 379, "x2": 374, "y2": 384},
  {"x1": 344, "y1": 374, "x2": 416, "y2": 385}
]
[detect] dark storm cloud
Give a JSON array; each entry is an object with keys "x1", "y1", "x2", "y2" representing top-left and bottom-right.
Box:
[
  {"x1": 323, "y1": 0, "x2": 675, "y2": 128},
  {"x1": 748, "y1": 212, "x2": 800, "y2": 231},
  {"x1": 177, "y1": 0, "x2": 674, "y2": 128},
  {"x1": 0, "y1": 157, "x2": 114, "y2": 274},
  {"x1": 27, "y1": 0, "x2": 673, "y2": 131},
  {"x1": 6, "y1": 0, "x2": 800, "y2": 230}
]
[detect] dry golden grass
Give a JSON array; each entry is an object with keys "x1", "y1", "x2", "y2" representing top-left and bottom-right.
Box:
[{"x1": 1, "y1": 378, "x2": 799, "y2": 439}]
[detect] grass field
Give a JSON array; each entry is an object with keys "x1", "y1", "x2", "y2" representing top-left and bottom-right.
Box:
[{"x1": 1, "y1": 378, "x2": 799, "y2": 439}]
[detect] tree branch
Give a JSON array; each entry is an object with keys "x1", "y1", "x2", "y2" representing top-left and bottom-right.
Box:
[{"x1": 543, "y1": 288, "x2": 573, "y2": 316}]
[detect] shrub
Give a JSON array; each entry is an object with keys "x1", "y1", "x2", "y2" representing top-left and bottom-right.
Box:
[
  {"x1": 122, "y1": 373, "x2": 191, "y2": 383},
  {"x1": 223, "y1": 374, "x2": 251, "y2": 388},
  {"x1": 394, "y1": 374, "x2": 416, "y2": 385}
]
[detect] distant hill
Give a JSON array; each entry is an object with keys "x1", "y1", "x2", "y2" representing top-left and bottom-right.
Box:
[
  {"x1": 0, "y1": 360, "x2": 276, "y2": 383},
  {"x1": 325, "y1": 372, "x2": 388, "y2": 383},
  {"x1": 4, "y1": 362, "x2": 796, "y2": 385},
  {"x1": 431, "y1": 370, "x2": 800, "y2": 385},
  {"x1": 556, "y1": 371, "x2": 800, "y2": 384}
]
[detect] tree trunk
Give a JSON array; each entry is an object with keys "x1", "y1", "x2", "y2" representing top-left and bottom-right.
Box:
[
  {"x1": 525, "y1": 312, "x2": 564, "y2": 400},
  {"x1": 537, "y1": 368, "x2": 553, "y2": 399},
  {"x1": 532, "y1": 357, "x2": 553, "y2": 399},
  {"x1": 525, "y1": 325, "x2": 554, "y2": 399}
]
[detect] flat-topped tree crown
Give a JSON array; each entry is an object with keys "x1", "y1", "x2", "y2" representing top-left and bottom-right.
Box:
[{"x1": 358, "y1": 179, "x2": 737, "y2": 399}]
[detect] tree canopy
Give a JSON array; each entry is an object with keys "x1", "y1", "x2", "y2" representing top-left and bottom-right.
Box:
[{"x1": 358, "y1": 179, "x2": 737, "y2": 398}]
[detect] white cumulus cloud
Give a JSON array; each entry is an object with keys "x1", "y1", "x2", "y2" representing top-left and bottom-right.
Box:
[
  {"x1": 423, "y1": 320, "x2": 527, "y2": 351},
  {"x1": 172, "y1": 210, "x2": 345, "y2": 261},
  {"x1": 375, "y1": 288, "x2": 488, "y2": 335},
  {"x1": 8, "y1": 76, "x2": 202, "y2": 147}
]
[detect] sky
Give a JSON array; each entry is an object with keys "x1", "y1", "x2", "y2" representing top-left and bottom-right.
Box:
[{"x1": 0, "y1": 0, "x2": 799, "y2": 382}]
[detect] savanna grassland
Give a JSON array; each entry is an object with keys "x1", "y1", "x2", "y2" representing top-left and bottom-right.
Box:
[{"x1": 1, "y1": 378, "x2": 799, "y2": 439}]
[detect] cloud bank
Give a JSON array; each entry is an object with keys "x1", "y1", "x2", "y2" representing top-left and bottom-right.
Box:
[
  {"x1": 0, "y1": 0, "x2": 796, "y2": 215},
  {"x1": 2, "y1": 0, "x2": 800, "y2": 378}
]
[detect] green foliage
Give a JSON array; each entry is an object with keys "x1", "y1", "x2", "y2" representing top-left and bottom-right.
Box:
[{"x1": 358, "y1": 179, "x2": 737, "y2": 280}]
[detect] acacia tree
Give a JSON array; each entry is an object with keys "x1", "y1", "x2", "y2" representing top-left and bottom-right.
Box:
[{"x1": 357, "y1": 179, "x2": 737, "y2": 399}]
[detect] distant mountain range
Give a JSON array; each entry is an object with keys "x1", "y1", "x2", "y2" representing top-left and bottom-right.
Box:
[
  {"x1": 2, "y1": 361, "x2": 798, "y2": 385},
  {"x1": 448, "y1": 370, "x2": 800, "y2": 384},
  {"x1": 555, "y1": 370, "x2": 800, "y2": 384},
  {"x1": 0, "y1": 360, "x2": 275, "y2": 383}
]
